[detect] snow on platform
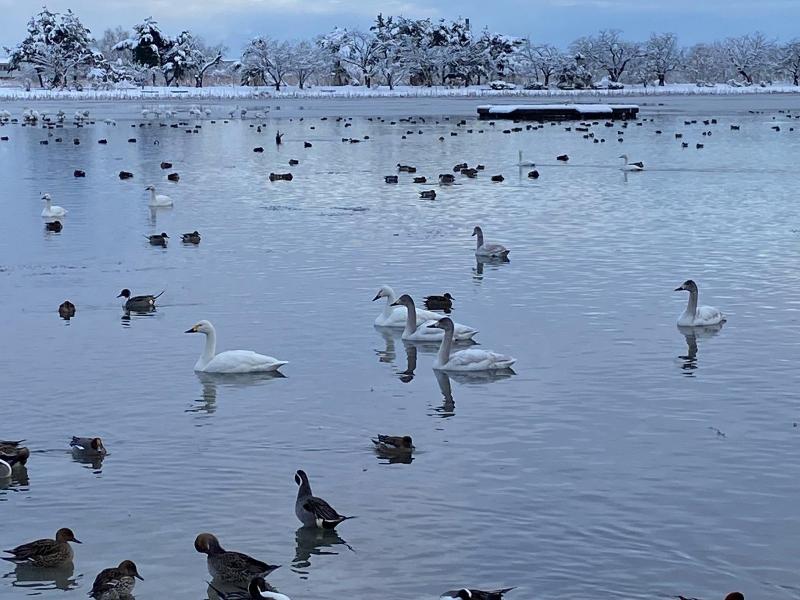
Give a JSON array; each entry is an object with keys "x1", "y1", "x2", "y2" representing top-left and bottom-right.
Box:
[{"x1": 477, "y1": 103, "x2": 639, "y2": 120}]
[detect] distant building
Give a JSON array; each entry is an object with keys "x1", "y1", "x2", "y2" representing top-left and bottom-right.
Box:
[{"x1": 0, "y1": 56, "x2": 13, "y2": 79}]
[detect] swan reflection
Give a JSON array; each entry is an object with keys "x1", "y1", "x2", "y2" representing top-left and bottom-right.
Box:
[
  {"x1": 677, "y1": 323, "x2": 724, "y2": 375},
  {"x1": 472, "y1": 254, "x2": 510, "y2": 280},
  {"x1": 430, "y1": 368, "x2": 516, "y2": 418}
]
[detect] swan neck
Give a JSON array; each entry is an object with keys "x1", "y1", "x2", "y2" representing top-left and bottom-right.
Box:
[
  {"x1": 382, "y1": 291, "x2": 397, "y2": 318},
  {"x1": 201, "y1": 329, "x2": 216, "y2": 365},
  {"x1": 437, "y1": 326, "x2": 454, "y2": 366},
  {"x1": 404, "y1": 300, "x2": 417, "y2": 335},
  {"x1": 475, "y1": 230, "x2": 484, "y2": 250},
  {"x1": 685, "y1": 289, "x2": 698, "y2": 317}
]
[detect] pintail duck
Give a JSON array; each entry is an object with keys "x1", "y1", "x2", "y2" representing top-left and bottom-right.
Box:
[
  {"x1": 70, "y1": 436, "x2": 107, "y2": 456},
  {"x1": 208, "y1": 576, "x2": 291, "y2": 600},
  {"x1": 194, "y1": 533, "x2": 279, "y2": 586},
  {"x1": 0, "y1": 444, "x2": 29, "y2": 467},
  {"x1": 181, "y1": 231, "x2": 201, "y2": 244},
  {"x1": 424, "y1": 293, "x2": 454, "y2": 311},
  {"x1": 371, "y1": 435, "x2": 414, "y2": 455},
  {"x1": 294, "y1": 469, "x2": 354, "y2": 529},
  {"x1": 59, "y1": 300, "x2": 76, "y2": 319},
  {"x1": 146, "y1": 232, "x2": 169, "y2": 246},
  {"x1": 89, "y1": 559, "x2": 143, "y2": 599},
  {"x1": 472, "y1": 226, "x2": 509, "y2": 258},
  {"x1": 117, "y1": 288, "x2": 164, "y2": 312},
  {"x1": 441, "y1": 588, "x2": 515, "y2": 600},
  {"x1": 2, "y1": 528, "x2": 81, "y2": 567}
]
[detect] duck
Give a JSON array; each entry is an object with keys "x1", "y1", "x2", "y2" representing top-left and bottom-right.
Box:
[
  {"x1": 391, "y1": 295, "x2": 477, "y2": 342},
  {"x1": 207, "y1": 576, "x2": 291, "y2": 600},
  {"x1": 185, "y1": 320, "x2": 288, "y2": 373},
  {"x1": 89, "y1": 559, "x2": 143, "y2": 600},
  {"x1": 419, "y1": 190, "x2": 436, "y2": 199},
  {"x1": 556, "y1": 154, "x2": 569, "y2": 161},
  {"x1": 146, "y1": 232, "x2": 169, "y2": 246},
  {"x1": 145, "y1": 185, "x2": 173, "y2": 207},
  {"x1": 45, "y1": 220, "x2": 63, "y2": 232},
  {"x1": 181, "y1": 231, "x2": 201, "y2": 244},
  {"x1": 675, "y1": 280, "x2": 726, "y2": 327},
  {"x1": 70, "y1": 436, "x2": 107, "y2": 456},
  {"x1": 619, "y1": 154, "x2": 644, "y2": 171},
  {"x1": 117, "y1": 288, "x2": 164, "y2": 312},
  {"x1": 0, "y1": 459, "x2": 11, "y2": 478},
  {"x1": 40, "y1": 193, "x2": 67, "y2": 218},
  {"x1": 428, "y1": 318, "x2": 515, "y2": 372},
  {"x1": 441, "y1": 588, "x2": 515, "y2": 600},
  {"x1": 517, "y1": 150, "x2": 535, "y2": 167},
  {"x1": 472, "y1": 226, "x2": 509, "y2": 258},
  {"x1": 118, "y1": 171, "x2": 134, "y2": 180},
  {"x1": 372, "y1": 285, "x2": 441, "y2": 328},
  {"x1": 58, "y1": 300, "x2": 76, "y2": 319},
  {"x1": 295, "y1": 469, "x2": 353, "y2": 529},
  {"x1": 371, "y1": 435, "x2": 414, "y2": 456},
  {"x1": 0, "y1": 444, "x2": 29, "y2": 469},
  {"x1": 424, "y1": 293, "x2": 454, "y2": 311},
  {"x1": 2, "y1": 528, "x2": 81, "y2": 567},
  {"x1": 194, "y1": 533, "x2": 279, "y2": 587}
]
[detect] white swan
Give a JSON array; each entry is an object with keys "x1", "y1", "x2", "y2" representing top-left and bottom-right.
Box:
[
  {"x1": 0, "y1": 458, "x2": 11, "y2": 478},
  {"x1": 429, "y1": 318, "x2": 515, "y2": 371},
  {"x1": 517, "y1": 150, "x2": 535, "y2": 167},
  {"x1": 675, "y1": 279, "x2": 726, "y2": 327},
  {"x1": 373, "y1": 285, "x2": 442, "y2": 327},
  {"x1": 619, "y1": 154, "x2": 644, "y2": 171},
  {"x1": 391, "y1": 294, "x2": 478, "y2": 342},
  {"x1": 185, "y1": 320, "x2": 288, "y2": 373},
  {"x1": 472, "y1": 226, "x2": 509, "y2": 258},
  {"x1": 41, "y1": 193, "x2": 67, "y2": 218},
  {"x1": 145, "y1": 185, "x2": 173, "y2": 207}
]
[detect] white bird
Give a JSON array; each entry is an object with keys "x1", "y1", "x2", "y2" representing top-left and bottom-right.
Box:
[
  {"x1": 188, "y1": 106, "x2": 202, "y2": 117},
  {"x1": 372, "y1": 285, "x2": 444, "y2": 328},
  {"x1": 103, "y1": 118, "x2": 116, "y2": 126},
  {"x1": 429, "y1": 318, "x2": 515, "y2": 371},
  {"x1": 391, "y1": 295, "x2": 478, "y2": 342},
  {"x1": 0, "y1": 109, "x2": 11, "y2": 122},
  {"x1": 517, "y1": 150, "x2": 535, "y2": 167},
  {"x1": 145, "y1": 185, "x2": 173, "y2": 207},
  {"x1": 0, "y1": 458, "x2": 11, "y2": 478},
  {"x1": 185, "y1": 320, "x2": 288, "y2": 373},
  {"x1": 675, "y1": 279, "x2": 726, "y2": 327},
  {"x1": 619, "y1": 154, "x2": 644, "y2": 171},
  {"x1": 41, "y1": 193, "x2": 67, "y2": 218},
  {"x1": 472, "y1": 226, "x2": 509, "y2": 258}
]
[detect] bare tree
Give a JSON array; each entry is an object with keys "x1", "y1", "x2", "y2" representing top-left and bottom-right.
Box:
[
  {"x1": 571, "y1": 29, "x2": 643, "y2": 82},
  {"x1": 645, "y1": 32, "x2": 682, "y2": 86},
  {"x1": 241, "y1": 36, "x2": 292, "y2": 90},
  {"x1": 724, "y1": 32, "x2": 775, "y2": 84},
  {"x1": 290, "y1": 40, "x2": 328, "y2": 89},
  {"x1": 337, "y1": 29, "x2": 380, "y2": 87}
]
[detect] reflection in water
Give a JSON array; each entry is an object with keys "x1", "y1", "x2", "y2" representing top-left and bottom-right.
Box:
[
  {"x1": 398, "y1": 342, "x2": 417, "y2": 383},
  {"x1": 3, "y1": 561, "x2": 78, "y2": 592},
  {"x1": 120, "y1": 308, "x2": 157, "y2": 327},
  {"x1": 432, "y1": 370, "x2": 455, "y2": 418},
  {"x1": 292, "y1": 526, "x2": 352, "y2": 576},
  {"x1": 374, "y1": 445, "x2": 414, "y2": 465},
  {"x1": 677, "y1": 323, "x2": 724, "y2": 376},
  {"x1": 374, "y1": 327, "x2": 396, "y2": 364},
  {"x1": 472, "y1": 255, "x2": 510, "y2": 280},
  {"x1": 429, "y1": 369, "x2": 517, "y2": 418},
  {"x1": 189, "y1": 371, "x2": 285, "y2": 416},
  {"x1": 71, "y1": 449, "x2": 105, "y2": 472}
]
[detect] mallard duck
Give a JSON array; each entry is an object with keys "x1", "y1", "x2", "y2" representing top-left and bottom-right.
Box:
[
  {"x1": 117, "y1": 288, "x2": 164, "y2": 312},
  {"x1": 424, "y1": 293, "x2": 454, "y2": 311},
  {"x1": 89, "y1": 559, "x2": 143, "y2": 599},
  {"x1": 2, "y1": 528, "x2": 81, "y2": 567},
  {"x1": 181, "y1": 231, "x2": 201, "y2": 244},
  {"x1": 371, "y1": 435, "x2": 414, "y2": 455},
  {"x1": 194, "y1": 533, "x2": 279, "y2": 586},
  {"x1": 294, "y1": 469, "x2": 354, "y2": 529}
]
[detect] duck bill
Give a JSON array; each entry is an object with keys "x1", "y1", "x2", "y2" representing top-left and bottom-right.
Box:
[
  {"x1": 426, "y1": 323, "x2": 439, "y2": 329},
  {"x1": 73, "y1": 539, "x2": 82, "y2": 544},
  {"x1": 116, "y1": 293, "x2": 124, "y2": 298},
  {"x1": 135, "y1": 574, "x2": 144, "y2": 581},
  {"x1": 390, "y1": 301, "x2": 401, "y2": 307}
]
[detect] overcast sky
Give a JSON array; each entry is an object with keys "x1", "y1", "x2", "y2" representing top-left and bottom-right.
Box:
[{"x1": 1, "y1": 0, "x2": 798, "y2": 54}]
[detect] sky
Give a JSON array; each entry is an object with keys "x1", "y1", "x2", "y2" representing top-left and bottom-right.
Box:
[{"x1": 1, "y1": 0, "x2": 798, "y2": 55}]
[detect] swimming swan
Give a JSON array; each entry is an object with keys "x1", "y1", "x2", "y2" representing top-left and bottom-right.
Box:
[
  {"x1": 472, "y1": 226, "x2": 509, "y2": 258},
  {"x1": 391, "y1": 295, "x2": 478, "y2": 342},
  {"x1": 675, "y1": 279, "x2": 726, "y2": 327},
  {"x1": 517, "y1": 150, "x2": 535, "y2": 167},
  {"x1": 145, "y1": 185, "x2": 173, "y2": 207},
  {"x1": 428, "y1": 318, "x2": 515, "y2": 371},
  {"x1": 185, "y1": 320, "x2": 288, "y2": 373},
  {"x1": 41, "y1": 194, "x2": 67, "y2": 218},
  {"x1": 372, "y1": 285, "x2": 442, "y2": 327},
  {"x1": 619, "y1": 154, "x2": 644, "y2": 171}
]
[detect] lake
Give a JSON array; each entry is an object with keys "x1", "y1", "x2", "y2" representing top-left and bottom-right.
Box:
[{"x1": 2, "y1": 95, "x2": 800, "y2": 600}]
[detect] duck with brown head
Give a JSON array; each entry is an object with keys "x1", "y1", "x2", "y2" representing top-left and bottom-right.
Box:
[
  {"x1": 89, "y1": 559, "x2": 143, "y2": 599},
  {"x1": 2, "y1": 528, "x2": 81, "y2": 567},
  {"x1": 70, "y1": 436, "x2": 107, "y2": 457},
  {"x1": 194, "y1": 533, "x2": 279, "y2": 586}
]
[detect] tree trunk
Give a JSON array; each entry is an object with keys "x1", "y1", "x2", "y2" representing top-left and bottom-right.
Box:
[
  {"x1": 658, "y1": 74, "x2": 665, "y2": 86},
  {"x1": 195, "y1": 75, "x2": 203, "y2": 88},
  {"x1": 274, "y1": 79, "x2": 281, "y2": 91},
  {"x1": 794, "y1": 72, "x2": 799, "y2": 86},
  {"x1": 543, "y1": 72, "x2": 550, "y2": 86}
]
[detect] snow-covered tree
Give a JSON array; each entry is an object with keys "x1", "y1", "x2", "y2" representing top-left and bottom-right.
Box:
[
  {"x1": 162, "y1": 30, "x2": 199, "y2": 86},
  {"x1": 335, "y1": 28, "x2": 380, "y2": 87},
  {"x1": 371, "y1": 14, "x2": 410, "y2": 89},
  {"x1": 114, "y1": 18, "x2": 173, "y2": 83},
  {"x1": 645, "y1": 32, "x2": 682, "y2": 86},
  {"x1": 570, "y1": 29, "x2": 643, "y2": 82},
  {"x1": 192, "y1": 39, "x2": 225, "y2": 87},
  {"x1": 517, "y1": 40, "x2": 562, "y2": 86},
  {"x1": 723, "y1": 32, "x2": 775, "y2": 84},
  {"x1": 684, "y1": 43, "x2": 725, "y2": 84},
  {"x1": 241, "y1": 36, "x2": 293, "y2": 90},
  {"x1": 97, "y1": 26, "x2": 130, "y2": 63},
  {"x1": 556, "y1": 53, "x2": 593, "y2": 89},
  {"x1": 780, "y1": 40, "x2": 800, "y2": 86},
  {"x1": 5, "y1": 7, "x2": 100, "y2": 88},
  {"x1": 290, "y1": 40, "x2": 328, "y2": 89}
]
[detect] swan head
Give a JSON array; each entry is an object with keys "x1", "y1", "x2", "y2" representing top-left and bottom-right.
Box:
[
  {"x1": 619, "y1": 154, "x2": 628, "y2": 160},
  {"x1": 145, "y1": 185, "x2": 155, "y2": 191},
  {"x1": 674, "y1": 279, "x2": 698, "y2": 293},
  {"x1": 372, "y1": 285, "x2": 395, "y2": 301},
  {"x1": 41, "y1": 193, "x2": 51, "y2": 201},
  {"x1": 185, "y1": 320, "x2": 213, "y2": 335},
  {"x1": 471, "y1": 226, "x2": 482, "y2": 237},
  {"x1": 427, "y1": 317, "x2": 454, "y2": 330},
  {"x1": 294, "y1": 469, "x2": 309, "y2": 486},
  {"x1": 194, "y1": 532, "x2": 223, "y2": 555},
  {"x1": 117, "y1": 288, "x2": 131, "y2": 299},
  {"x1": 117, "y1": 560, "x2": 143, "y2": 581},
  {"x1": 390, "y1": 294, "x2": 413, "y2": 308}
]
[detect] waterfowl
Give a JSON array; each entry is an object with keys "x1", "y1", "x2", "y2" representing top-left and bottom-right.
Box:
[
  {"x1": 167, "y1": 172, "x2": 180, "y2": 182},
  {"x1": 675, "y1": 279, "x2": 726, "y2": 327},
  {"x1": 556, "y1": 154, "x2": 569, "y2": 161},
  {"x1": 185, "y1": 320, "x2": 288, "y2": 373},
  {"x1": 41, "y1": 194, "x2": 67, "y2": 218},
  {"x1": 428, "y1": 318, "x2": 515, "y2": 371},
  {"x1": 181, "y1": 231, "x2": 201, "y2": 244},
  {"x1": 208, "y1": 576, "x2": 291, "y2": 600},
  {"x1": 2, "y1": 528, "x2": 81, "y2": 567},
  {"x1": 160, "y1": 161, "x2": 172, "y2": 169},
  {"x1": 275, "y1": 131, "x2": 283, "y2": 145},
  {"x1": 58, "y1": 301, "x2": 76, "y2": 319},
  {"x1": 413, "y1": 176, "x2": 427, "y2": 183},
  {"x1": 424, "y1": 293, "x2": 454, "y2": 311},
  {"x1": 619, "y1": 154, "x2": 644, "y2": 171},
  {"x1": 420, "y1": 190, "x2": 436, "y2": 199},
  {"x1": 145, "y1": 185, "x2": 173, "y2": 207},
  {"x1": 304, "y1": 141, "x2": 312, "y2": 148},
  {"x1": 253, "y1": 147, "x2": 264, "y2": 153},
  {"x1": 385, "y1": 175, "x2": 399, "y2": 183},
  {"x1": 295, "y1": 469, "x2": 354, "y2": 529},
  {"x1": 491, "y1": 174, "x2": 504, "y2": 182},
  {"x1": 517, "y1": 150, "x2": 535, "y2": 166},
  {"x1": 391, "y1": 295, "x2": 477, "y2": 342},
  {"x1": 0, "y1": 459, "x2": 11, "y2": 478},
  {"x1": 372, "y1": 285, "x2": 441, "y2": 328},
  {"x1": 117, "y1": 288, "x2": 164, "y2": 312},
  {"x1": 527, "y1": 170, "x2": 539, "y2": 179},
  {"x1": 441, "y1": 588, "x2": 516, "y2": 600},
  {"x1": 73, "y1": 169, "x2": 86, "y2": 178},
  {"x1": 70, "y1": 436, "x2": 107, "y2": 456},
  {"x1": 372, "y1": 435, "x2": 414, "y2": 455},
  {"x1": 45, "y1": 220, "x2": 62, "y2": 232},
  {"x1": 0, "y1": 444, "x2": 29, "y2": 468},
  {"x1": 472, "y1": 226, "x2": 509, "y2": 258},
  {"x1": 118, "y1": 171, "x2": 133, "y2": 180},
  {"x1": 195, "y1": 533, "x2": 279, "y2": 586},
  {"x1": 89, "y1": 559, "x2": 143, "y2": 600},
  {"x1": 439, "y1": 173, "x2": 455, "y2": 184},
  {"x1": 146, "y1": 232, "x2": 169, "y2": 246}
]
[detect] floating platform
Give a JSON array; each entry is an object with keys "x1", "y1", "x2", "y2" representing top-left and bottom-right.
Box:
[{"x1": 477, "y1": 103, "x2": 639, "y2": 121}]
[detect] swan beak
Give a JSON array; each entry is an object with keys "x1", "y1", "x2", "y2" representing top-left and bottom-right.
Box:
[
  {"x1": 372, "y1": 293, "x2": 381, "y2": 301},
  {"x1": 184, "y1": 326, "x2": 197, "y2": 333},
  {"x1": 674, "y1": 286, "x2": 684, "y2": 292},
  {"x1": 471, "y1": 231, "x2": 476, "y2": 236},
  {"x1": 390, "y1": 300, "x2": 401, "y2": 307},
  {"x1": 426, "y1": 322, "x2": 439, "y2": 329}
]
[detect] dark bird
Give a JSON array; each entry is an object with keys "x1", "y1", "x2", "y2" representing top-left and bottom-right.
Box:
[
  {"x1": 117, "y1": 288, "x2": 164, "y2": 312},
  {"x1": 118, "y1": 171, "x2": 134, "y2": 180},
  {"x1": 160, "y1": 161, "x2": 172, "y2": 169},
  {"x1": 413, "y1": 176, "x2": 427, "y2": 183},
  {"x1": 424, "y1": 293, "x2": 454, "y2": 311},
  {"x1": 385, "y1": 175, "x2": 399, "y2": 184},
  {"x1": 304, "y1": 141, "x2": 312, "y2": 148},
  {"x1": 45, "y1": 220, "x2": 63, "y2": 232},
  {"x1": 442, "y1": 588, "x2": 516, "y2": 600},
  {"x1": 73, "y1": 170, "x2": 85, "y2": 177},
  {"x1": 294, "y1": 469, "x2": 354, "y2": 529},
  {"x1": 58, "y1": 301, "x2": 76, "y2": 320},
  {"x1": 145, "y1": 232, "x2": 169, "y2": 246},
  {"x1": 275, "y1": 131, "x2": 284, "y2": 145},
  {"x1": 556, "y1": 154, "x2": 569, "y2": 161},
  {"x1": 181, "y1": 231, "x2": 201, "y2": 244},
  {"x1": 490, "y1": 174, "x2": 504, "y2": 182},
  {"x1": 167, "y1": 172, "x2": 180, "y2": 182},
  {"x1": 527, "y1": 170, "x2": 540, "y2": 179},
  {"x1": 419, "y1": 190, "x2": 436, "y2": 199},
  {"x1": 89, "y1": 559, "x2": 143, "y2": 599}
]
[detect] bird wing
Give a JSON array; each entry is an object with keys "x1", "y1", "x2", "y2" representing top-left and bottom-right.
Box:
[
  {"x1": 5, "y1": 539, "x2": 57, "y2": 560},
  {"x1": 220, "y1": 551, "x2": 275, "y2": 575},
  {"x1": 89, "y1": 568, "x2": 122, "y2": 596},
  {"x1": 695, "y1": 305, "x2": 725, "y2": 326},
  {"x1": 303, "y1": 496, "x2": 343, "y2": 521}
]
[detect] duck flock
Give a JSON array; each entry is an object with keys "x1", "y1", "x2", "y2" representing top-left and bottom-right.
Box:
[{"x1": 0, "y1": 100, "x2": 771, "y2": 600}]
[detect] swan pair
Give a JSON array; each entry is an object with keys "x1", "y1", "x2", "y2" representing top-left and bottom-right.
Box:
[
  {"x1": 41, "y1": 194, "x2": 67, "y2": 218},
  {"x1": 146, "y1": 185, "x2": 173, "y2": 207},
  {"x1": 185, "y1": 320, "x2": 287, "y2": 373},
  {"x1": 675, "y1": 280, "x2": 726, "y2": 327},
  {"x1": 390, "y1": 294, "x2": 478, "y2": 342}
]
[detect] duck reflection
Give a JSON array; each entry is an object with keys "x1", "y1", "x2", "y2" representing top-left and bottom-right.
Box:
[
  {"x1": 677, "y1": 323, "x2": 724, "y2": 375},
  {"x1": 472, "y1": 255, "x2": 510, "y2": 280},
  {"x1": 398, "y1": 342, "x2": 418, "y2": 383},
  {"x1": 4, "y1": 561, "x2": 78, "y2": 592},
  {"x1": 70, "y1": 451, "x2": 105, "y2": 472},
  {"x1": 292, "y1": 526, "x2": 353, "y2": 575}
]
